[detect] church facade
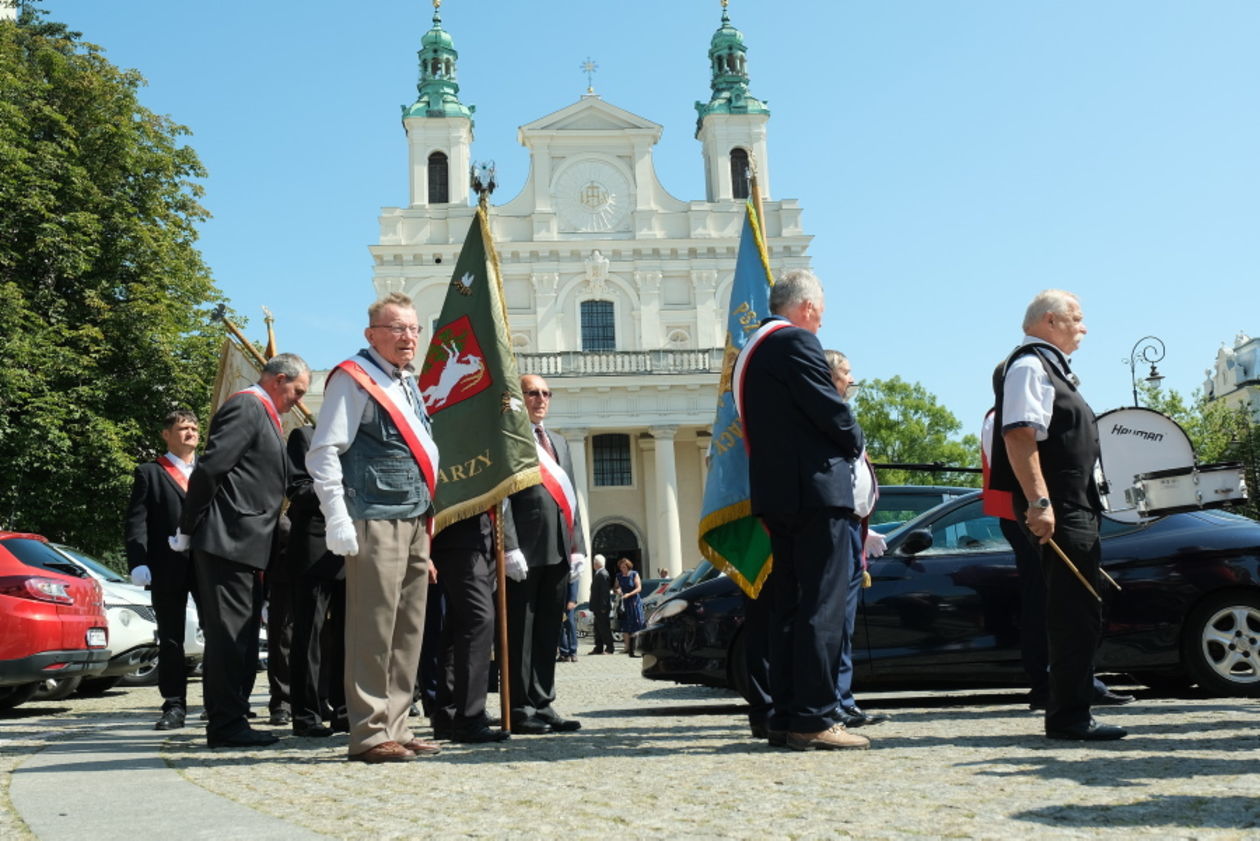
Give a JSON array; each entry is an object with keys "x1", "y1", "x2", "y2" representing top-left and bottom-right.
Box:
[{"x1": 369, "y1": 5, "x2": 814, "y2": 578}]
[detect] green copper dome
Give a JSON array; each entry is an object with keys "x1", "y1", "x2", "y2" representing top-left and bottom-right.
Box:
[
  {"x1": 403, "y1": 5, "x2": 474, "y2": 121},
  {"x1": 695, "y1": 4, "x2": 768, "y2": 134}
]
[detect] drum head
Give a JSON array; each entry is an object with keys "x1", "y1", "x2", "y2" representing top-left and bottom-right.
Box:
[{"x1": 1096, "y1": 407, "x2": 1195, "y2": 522}]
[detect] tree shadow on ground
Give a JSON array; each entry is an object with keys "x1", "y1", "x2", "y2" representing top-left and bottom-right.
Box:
[{"x1": 1012, "y1": 794, "x2": 1260, "y2": 830}]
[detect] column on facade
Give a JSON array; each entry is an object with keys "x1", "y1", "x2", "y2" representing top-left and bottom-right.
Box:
[
  {"x1": 557, "y1": 427, "x2": 592, "y2": 598},
  {"x1": 649, "y1": 425, "x2": 684, "y2": 578},
  {"x1": 696, "y1": 437, "x2": 711, "y2": 496}
]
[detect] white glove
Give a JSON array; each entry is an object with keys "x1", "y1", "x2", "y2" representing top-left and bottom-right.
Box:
[
  {"x1": 168, "y1": 530, "x2": 190, "y2": 552},
  {"x1": 325, "y1": 513, "x2": 359, "y2": 557},
  {"x1": 130, "y1": 565, "x2": 152, "y2": 586},
  {"x1": 568, "y1": 552, "x2": 586, "y2": 581},
  {"x1": 261, "y1": 600, "x2": 269, "y2": 625},
  {"x1": 504, "y1": 549, "x2": 528, "y2": 582},
  {"x1": 864, "y1": 531, "x2": 887, "y2": 558}
]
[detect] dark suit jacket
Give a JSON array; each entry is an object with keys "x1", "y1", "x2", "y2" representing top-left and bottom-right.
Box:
[
  {"x1": 741, "y1": 322, "x2": 865, "y2": 516},
  {"x1": 507, "y1": 428, "x2": 587, "y2": 567},
  {"x1": 285, "y1": 425, "x2": 344, "y2": 581},
  {"x1": 124, "y1": 459, "x2": 191, "y2": 572},
  {"x1": 180, "y1": 391, "x2": 287, "y2": 569},
  {"x1": 589, "y1": 567, "x2": 612, "y2": 613}
]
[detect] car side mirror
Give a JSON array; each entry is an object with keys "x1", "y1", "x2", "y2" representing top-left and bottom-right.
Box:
[{"x1": 899, "y1": 529, "x2": 934, "y2": 556}]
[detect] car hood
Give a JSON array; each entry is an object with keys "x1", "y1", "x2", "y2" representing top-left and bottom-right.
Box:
[{"x1": 99, "y1": 579, "x2": 152, "y2": 607}]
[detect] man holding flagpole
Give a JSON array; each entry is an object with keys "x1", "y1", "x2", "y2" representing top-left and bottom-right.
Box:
[
  {"x1": 306, "y1": 292, "x2": 444, "y2": 763},
  {"x1": 734, "y1": 269, "x2": 869, "y2": 751},
  {"x1": 504, "y1": 373, "x2": 587, "y2": 735}
]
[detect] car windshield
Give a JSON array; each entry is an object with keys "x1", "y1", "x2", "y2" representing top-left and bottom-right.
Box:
[
  {"x1": 52, "y1": 544, "x2": 128, "y2": 583},
  {"x1": 0, "y1": 537, "x2": 89, "y2": 578}
]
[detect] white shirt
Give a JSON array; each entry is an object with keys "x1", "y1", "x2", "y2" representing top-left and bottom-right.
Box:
[
  {"x1": 163, "y1": 451, "x2": 195, "y2": 480},
  {"x1": 306, "y1": 347, "x2": 425, "y2": 524},
  {"x1": 1000, "y1": 335, "x2": 1070, "y2": 443},
  {"x1": 852, "y1": 451, "x2": 877, "y2": 519}
]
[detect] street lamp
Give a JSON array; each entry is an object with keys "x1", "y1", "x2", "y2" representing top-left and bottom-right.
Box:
[{"x1": 1123, "y1": 336, "x2": 1166, "y2": 407}]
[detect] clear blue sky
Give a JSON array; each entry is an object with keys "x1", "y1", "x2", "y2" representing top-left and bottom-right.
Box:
[{"x1": 41, "y1": 0, "x2": 1260, "y2": 435}]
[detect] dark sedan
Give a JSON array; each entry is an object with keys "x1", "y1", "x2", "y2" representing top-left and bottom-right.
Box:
[{"x1": 638, "y1": 493, "x2": 1260, "y2": 698}]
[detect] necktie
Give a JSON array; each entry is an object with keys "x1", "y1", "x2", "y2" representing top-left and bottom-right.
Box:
[{"x1": 535, "y1": 426, "x2": 556, "y2": 460}]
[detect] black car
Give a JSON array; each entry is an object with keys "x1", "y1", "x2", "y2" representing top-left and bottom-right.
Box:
[{"x1": 638, "y1": 493, "x2": 1260, "y2": 698}]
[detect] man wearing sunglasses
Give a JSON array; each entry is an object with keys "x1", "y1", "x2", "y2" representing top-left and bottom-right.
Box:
[{"x1": 503, "y1": 374, "x2": 588, "y2": 735}]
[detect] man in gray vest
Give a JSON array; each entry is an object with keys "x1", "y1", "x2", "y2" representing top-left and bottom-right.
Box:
[
  {"x1": 307, "y1": 292, "x2": 443, "y2": 763},
  {"x1": 987, "y1": 289, "x2": 1125, "y2": 741}
]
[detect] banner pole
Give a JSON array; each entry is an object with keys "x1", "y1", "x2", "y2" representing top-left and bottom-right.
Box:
[{"x1": 490, "y1": 506, "x2": 512, "y2": 733}]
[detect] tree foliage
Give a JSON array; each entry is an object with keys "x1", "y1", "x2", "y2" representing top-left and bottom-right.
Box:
[
  {"x1": 0, "y1": 7, "x2": 224, "y2": 555},
  {"x1": 852, "y1": 376, "x2": 981, "y2": 487}
]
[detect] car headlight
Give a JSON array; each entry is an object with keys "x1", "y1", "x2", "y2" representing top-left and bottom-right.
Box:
[{"x1": 648, "y1": 599, "x2": 689, "y2": 625}]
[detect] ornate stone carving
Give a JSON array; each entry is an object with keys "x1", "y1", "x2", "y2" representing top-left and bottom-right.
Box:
[{"x1": 583, "y1": 249, "x2": 610, "y2": 295}]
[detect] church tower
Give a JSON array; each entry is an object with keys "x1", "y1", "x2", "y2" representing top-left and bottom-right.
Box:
[
  {"x1": 402, "y1": 1, "x2": 474, "y2": 208},
  {"x1": 695, "y1": 1, "x2": 771, "y2": 201}
]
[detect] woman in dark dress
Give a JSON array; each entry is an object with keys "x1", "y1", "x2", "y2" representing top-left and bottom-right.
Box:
[{"x1": 614, "y1": 557, "x2": 644, "y2": 657}]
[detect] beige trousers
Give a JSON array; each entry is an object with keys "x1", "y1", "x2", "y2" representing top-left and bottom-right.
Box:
[{"x1": 344, "y1": 516, "x2": 430, "y2": 754}]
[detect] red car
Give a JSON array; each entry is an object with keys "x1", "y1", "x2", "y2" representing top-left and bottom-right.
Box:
[{"x1": 0, "y1": 532, "x2": 110, "y2": 710}]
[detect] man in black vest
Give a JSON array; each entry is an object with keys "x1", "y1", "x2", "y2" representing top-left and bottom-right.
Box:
[{"x1": 988, "y1": 290, "x2": 1126, "y2": 741}]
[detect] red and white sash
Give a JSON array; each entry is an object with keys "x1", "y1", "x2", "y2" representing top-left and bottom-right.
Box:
[
  {"x1": 156, "y1": 455, "x2": 190, "y2": 494},
  {"x1": 732, "y1": 319, "x2": 793, "y2": 435},
  {"x1": 332, "y1": 360, "x2": 440, "y2": 500},
  {"x1": 232, "y1": 385, "x2": 283, "y2": 438},
  {"x1": 535, "y1": 427, "x2": 576, "y2": 538}
]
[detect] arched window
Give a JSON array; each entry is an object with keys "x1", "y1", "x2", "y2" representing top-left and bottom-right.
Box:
[
  {"x1": 593, "y1": 521, "x2": 642, "y2": 570},
  {"x1": 729, "y1": 148, "x2": 750, "y2": 200},
  {"x1": 428, "y1": 152, "x2": 449, "y2": 204},
  {"x1": 580, "y1": 299, "x2": 615, "y2": 351}
]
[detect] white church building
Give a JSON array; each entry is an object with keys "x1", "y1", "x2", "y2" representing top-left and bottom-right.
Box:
[{"x1": 370, "y1": 4, "x2": 814, "y2": 578}]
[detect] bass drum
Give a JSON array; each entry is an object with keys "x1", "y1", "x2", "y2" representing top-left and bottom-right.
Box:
[{"x1": 1095, "y1": 407, "x2": 1195, "y2": 523}]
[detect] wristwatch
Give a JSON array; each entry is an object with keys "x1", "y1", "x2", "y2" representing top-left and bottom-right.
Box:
[{"x1": 1032, "y1": 497, "x2": 1052, "y2": 510}]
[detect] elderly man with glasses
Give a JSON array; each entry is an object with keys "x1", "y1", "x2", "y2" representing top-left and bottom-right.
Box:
[
  {"x1": 502, "y1": 374, "x2": 588, "y2": 734},
  {"x1": 306, "y1": 291, "x2": 444, "y2": 763}
]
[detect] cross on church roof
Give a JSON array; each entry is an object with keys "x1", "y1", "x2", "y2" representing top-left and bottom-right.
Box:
[{"x1": 580, "y1": 57, "x2": 598, "y2": 94}]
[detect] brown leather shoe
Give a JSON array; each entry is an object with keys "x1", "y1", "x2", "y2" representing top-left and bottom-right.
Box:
[
  {"x1": 401, "y1": 738, "x2": 442, "y2": 756},
  {"x1": 787, "y1": 723, "x2": 870, "y2": 751},
  {"x1": 348, "y1": 741, "x2": 417, "y2": 763}
]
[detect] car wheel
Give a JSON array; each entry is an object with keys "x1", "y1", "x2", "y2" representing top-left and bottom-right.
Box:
[
  {"x1": 1182, "y1": 590, "x2": 1260, "y2": 697},
  {"x1": 120, "y1": 659, "x2": 160, "y2": 687},
  {"x1": 33, "y1": 676, "x2": 82, "y2": 701},
  {"x1": 0, "y1": 683, "x2": 39, "y2": 711},
  {"x1": 728, "y1": 629, "x2": 753, "y2": 703},
  {"x1": 612, "y1": 631, "x2": 624, "y2": 643},
  {"x1": 77, "y1": 675, "x2": 124, "y2": 696}
]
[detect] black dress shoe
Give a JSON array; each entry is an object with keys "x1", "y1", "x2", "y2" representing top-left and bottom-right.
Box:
[
  {"x1": 1046, "y1": 719, "x2": 1127, "y2": 741},
  {"x1": 1094, "y1": 690, "x2": 1136, "y2": 706},
  {"x1": 510, "y1": 717, "x2": 552, "y2": 735},
  {"x1": 292, "y1": 724, "x2": 334, "y2": 738},
  {"x1": 431, "y1": 721, "x2": 455, "y2": 741},
  {"x1": 268, "y1": 709, "x2": 292, "y2": 726},
  {"x1": 838, "y1": 706, "x2": 888, "y2": 727},
  {"x1": 534, "y1": 710, "x2": 581, "y2": 732},
  {"x1": 455, "y1": 725, "x2": 511, "y2": 743},
  {"x1": 207, "y1": 728, "x2": 281, "y2": 748},
  {"x1": 330, "y1": 718, "x2": 350, "y2": 734},
  {"x1": 155, "y1": 708, "x2": 186, "y2": 731}
]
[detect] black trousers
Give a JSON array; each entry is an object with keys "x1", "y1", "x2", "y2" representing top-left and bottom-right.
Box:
[
  {"x1": 289, "y1": 574, "x2": 345, "y2": 730},
  {"x1": 592, "y1": 609, "x2": 614, "y2": 653},
  {"x1": 1040, "y1": 506, "x2": 1103, "y2": 731},
  {"x1": 432, "y1": 546, "x2": 495, "y2": 730},
  {"x1": 193, "y1": 550, "x2": 264, "y2": 740},
  {"x1": 761, "y1": 507, "x2": 853, "y2": 733},
  {"x1": 265, "y1": 574, "x2": 293, "y2": 714},
  {"x1": 506, "y1": 560, "x2": 568, "y2": 721},
  {"x1": 743, "y1": 586, "x2": 774, "y2": 726},
  {"x1": 150, "y1": 558, "x2": 200, "y2": 709}
]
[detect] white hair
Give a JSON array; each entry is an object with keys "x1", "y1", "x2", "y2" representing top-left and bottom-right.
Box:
[
  {"x1": 770, "y1": 269, "x2": 824, "y2": 315},
  {"x1": 1022, "y1": 289, "x2": 1079, "y2": 333}
]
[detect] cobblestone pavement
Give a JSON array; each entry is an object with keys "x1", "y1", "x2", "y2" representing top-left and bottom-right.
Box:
[{"x1": 3, "y1": 653, "x2": 1260, "y2": 840}]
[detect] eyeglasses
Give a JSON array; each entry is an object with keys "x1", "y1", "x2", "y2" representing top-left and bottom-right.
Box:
[
  {"x1": 523, "y1": 389, "x2": 552, "y2": 399},
  {"x1": 371, "y1": 324, "x2": 422, "y2": 337}
]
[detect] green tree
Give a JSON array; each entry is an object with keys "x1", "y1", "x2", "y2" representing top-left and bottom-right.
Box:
[
  {"x1": 852, "y1": 376, "x2": 981, "y2": 487},
  {"x1": 0, "y1": 6, "x2": 224, "y2": 556}
]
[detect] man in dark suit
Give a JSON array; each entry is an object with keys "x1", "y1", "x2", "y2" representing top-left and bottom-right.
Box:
[
  {"x1": 588, "y1": 554, "x2": 614, "y2": 655},
  {"x1": 175, "y1": 353, "x2": 309, "y2": 748},
  {"x1": 285, "y1": 425, "x2": 346, "y2": 738},
  {"x1": 735, "y1": 268, "x2": 869, "y2": 751},
  {"x1": 125, "y1": 409, "x2": 201, "y2": 731},
  {"x1": 504, "y1": 373, "x2": 587, "y2": 735}
]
